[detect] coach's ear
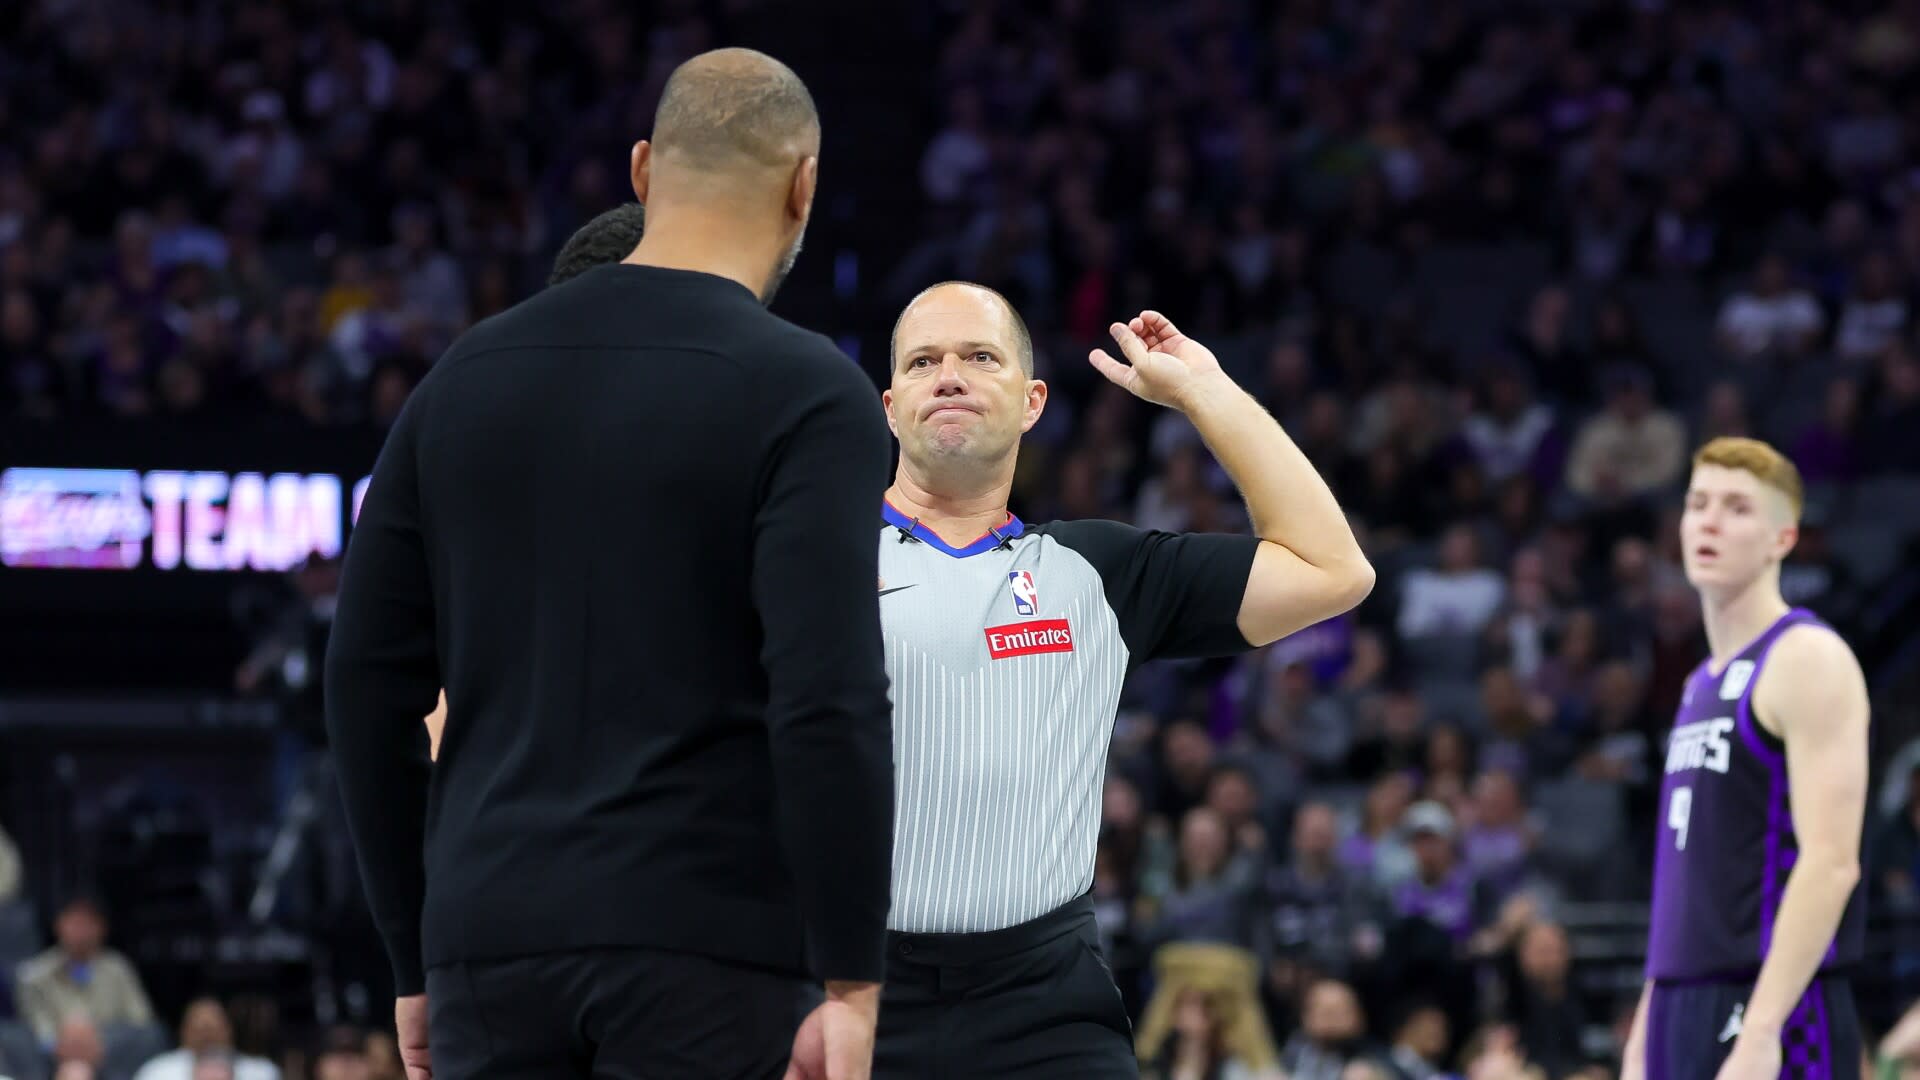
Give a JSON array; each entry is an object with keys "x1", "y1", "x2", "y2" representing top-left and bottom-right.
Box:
[
  {"x1": 1020, "y1": 379, "x2": 1049, "y2": 434},
  {"x1": 789, "y1": 154, "x2": 818, "y2": 225},
  {"x1": 629, "y1": 140, "x2": 652, "y2": 205},
  {"x1": 880, "y1": 388, "x2": 900, "y2": 437}
]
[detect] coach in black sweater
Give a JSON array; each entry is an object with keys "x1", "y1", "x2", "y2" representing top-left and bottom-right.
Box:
[{"x1": 323, "y1": 48, "x2": 895, "y2": 1080}]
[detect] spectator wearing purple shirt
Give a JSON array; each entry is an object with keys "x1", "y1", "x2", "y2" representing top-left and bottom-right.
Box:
[
  {"x1": 1793, "y1": 377, "x2": 1862, "y2": 486},
  {"x1": 1341, "y1": 774, "x2": 1416, "y2": 888},
  {"x1": 1392, "y1": 802, "x2": 1479, "y2": 943},
  {"x1": 1458, "y1": 362, "x2": 1564, "y2": 493},
  {"x1": 1460, "y1": 769, "x2": 1536, "y2": 904}
]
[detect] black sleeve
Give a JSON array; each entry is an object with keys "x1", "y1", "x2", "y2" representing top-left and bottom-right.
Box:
[
  {"x1": 322, "y1": 390, "x2": 441, "y2": 997},
  {"x1": 1042, "y1": 519, "x2": 1260, "y2": 664},
  {"x1": 752, "y1": 351, "x2": 896, "y2": 984}
]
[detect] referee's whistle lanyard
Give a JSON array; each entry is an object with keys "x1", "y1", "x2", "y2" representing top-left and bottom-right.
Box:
[{"x1": 894, "y1": 518, "x2": 1016, "y2": 551}]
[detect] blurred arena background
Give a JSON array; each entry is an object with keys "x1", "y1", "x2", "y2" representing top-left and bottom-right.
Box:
[{"x1": 4, "y1": 1, "x2": 1920, "y2": 1078}]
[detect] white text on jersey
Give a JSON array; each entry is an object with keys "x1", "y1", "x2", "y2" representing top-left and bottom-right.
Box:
[{"x1": 1665, "y1": 718, "x2": 1735, "y2": 775}]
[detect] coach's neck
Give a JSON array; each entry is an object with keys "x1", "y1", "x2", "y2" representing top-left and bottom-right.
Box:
[
  {"x1": 887, "y1": 460, "x2": 1015, "y2": 546},
  {"x1": 624, "y1": 209, "x2": 787, "y2": 301},
  {"x1": 622, "y1": 139, "x2": 810, "y2": 304}
]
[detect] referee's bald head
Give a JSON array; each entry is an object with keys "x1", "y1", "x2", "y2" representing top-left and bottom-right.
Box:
[
  {"x1": 891, "y1": 282, "x2": 1034, "y2": 378},
  {"x1": 884, "y1": 281, "x2": 1047, "y2": 473}
]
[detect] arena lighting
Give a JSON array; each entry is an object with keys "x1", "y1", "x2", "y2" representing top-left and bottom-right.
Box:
[{"x1": 0, "y1": 466, "x2": 374, "y2": 572}]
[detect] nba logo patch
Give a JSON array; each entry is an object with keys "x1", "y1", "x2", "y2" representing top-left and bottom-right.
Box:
[
  {"x1": 1008, "y1": 570, "x2": 1038, "y2": 616},
  {"x1": 1719, "y1": 660, "x2": 1755, "y2": 700}
]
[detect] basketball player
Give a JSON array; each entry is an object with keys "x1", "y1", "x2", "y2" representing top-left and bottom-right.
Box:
[
  {"x1": 870, "y1": 284, "x2": 1374, "y2": 1077},
  {"x1": 1623, "y1": 437, "x2": 1870, "y2": 1080}
]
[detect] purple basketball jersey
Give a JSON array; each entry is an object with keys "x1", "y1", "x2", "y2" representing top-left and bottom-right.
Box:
[{"x1": 1646, "y1": 608, "x2": 1866, "y2": 982}]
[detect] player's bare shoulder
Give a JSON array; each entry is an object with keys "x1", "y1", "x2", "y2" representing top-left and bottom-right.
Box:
[{"x1": 1751, "y1": 622, "x2": 1870, "y2": 740}]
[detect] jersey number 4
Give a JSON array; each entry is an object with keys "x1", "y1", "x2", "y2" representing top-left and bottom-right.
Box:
[{"x1": 1668, "y1": 786, "x2": 1693, "y2": 851}]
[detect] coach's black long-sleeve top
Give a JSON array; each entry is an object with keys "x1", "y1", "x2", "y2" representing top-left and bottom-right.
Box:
[{"x1": 323, "y1": 263, "x2": 896, "y2": 996}]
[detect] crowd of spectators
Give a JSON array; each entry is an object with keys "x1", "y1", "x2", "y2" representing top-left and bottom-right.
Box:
[
  {"x1": 6, "y1": 0, "x2": 1920, "y2": 1078},
  {"x1": 0, "y1": 0, "x2": 733, "y2": 427},
  {"x1": 0, "y1": 883, "x2": 402, "y2": 1080}
]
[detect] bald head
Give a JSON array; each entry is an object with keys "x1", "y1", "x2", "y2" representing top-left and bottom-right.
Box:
[
  {"x1": 652, "y1": 48, "x2": 820, "y2": 175},
  {"x1": 884, "y1": 281, "x2": 1047, "y2": 484},
  {"x1": 892, "y1": 282, "x2": 1034, "y2": 377},
  {"x1": 632, "y1": 48, "x2": 820, "y2": 304}
]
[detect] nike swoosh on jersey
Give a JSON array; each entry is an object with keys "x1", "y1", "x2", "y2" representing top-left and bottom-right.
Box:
[{"x1": 878, "y1": 585, "x2": 917, "y2": 597}]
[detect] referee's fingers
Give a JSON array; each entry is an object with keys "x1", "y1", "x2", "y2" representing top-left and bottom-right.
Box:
[
  {"x1": 1107, "y1": 320, "x2": 1153, "y2": 366},
  {"x1": 1087, "y1": 347, "x2": 1134, "y2": 390}
]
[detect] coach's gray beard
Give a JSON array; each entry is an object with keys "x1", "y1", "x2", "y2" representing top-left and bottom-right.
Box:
[{"x1": 760, "y1": 227, "x2": 805, "y2": 306}]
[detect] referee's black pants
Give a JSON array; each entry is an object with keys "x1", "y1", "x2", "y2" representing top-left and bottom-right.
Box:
[
  {"x1": 874, "y1": 896, "x2": 1138, "y2": 1080},
  {"x1": 425, "y1": 947, "x2": 817, "y2": 1079}
]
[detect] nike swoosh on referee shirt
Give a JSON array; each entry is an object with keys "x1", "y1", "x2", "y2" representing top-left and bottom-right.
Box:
[{"x1": 878, "y1": 585, "x2": 917, "y2": 597}]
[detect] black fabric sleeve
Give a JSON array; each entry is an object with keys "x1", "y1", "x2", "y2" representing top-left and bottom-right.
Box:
[
  {"x1": 1041, "y1": 519, "x2": 1260, "y2": 664},
  {"x1": 752, "y1": 353, "x2": 896, "y2": 984},
  {"x1": 322, "y1": 391, "x2": 441, "y2": 997}
]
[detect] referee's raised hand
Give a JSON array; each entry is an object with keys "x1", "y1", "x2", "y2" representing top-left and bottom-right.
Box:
[
  {"x1": 786, "y1": 982, "x2": 881, "y2": 1080},
  {"x1": 1087, "y1": 309, "x2": 1226, "y2": 410}
]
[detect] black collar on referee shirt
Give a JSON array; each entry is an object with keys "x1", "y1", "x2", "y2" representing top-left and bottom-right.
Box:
[{"x1": 881, "y1": 501, "x2": 1025, "y2": 557}]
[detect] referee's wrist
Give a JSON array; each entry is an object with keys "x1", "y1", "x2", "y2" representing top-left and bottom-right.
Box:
[{"x1": 1170, "y1": 371, "x2": 1242, "y2": 418}]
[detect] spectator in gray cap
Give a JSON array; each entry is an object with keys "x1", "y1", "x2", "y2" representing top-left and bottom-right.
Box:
[{"x1": 1390, "y1": 802, "x2": 1480, "y2": 943}]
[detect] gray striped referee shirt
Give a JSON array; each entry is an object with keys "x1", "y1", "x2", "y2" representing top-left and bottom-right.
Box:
[{"x1": 876, "y1": 502, "x2": 1260, "y2": 934}]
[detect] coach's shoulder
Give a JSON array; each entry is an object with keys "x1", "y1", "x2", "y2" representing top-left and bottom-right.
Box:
[
  {"x1": 751, "y1": 320, "x2": 877, "y2": 398},
  {"x1": 753, "y1": 317, "x2": 854, "y2": 370},
  {"x1": 427, "y1": 295, "x2": 542, "y2": 371}
]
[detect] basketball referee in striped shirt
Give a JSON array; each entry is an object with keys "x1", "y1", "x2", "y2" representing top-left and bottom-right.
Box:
[{"x1": 870, "y1": 283, "x2": 1375, "y2": 1078}]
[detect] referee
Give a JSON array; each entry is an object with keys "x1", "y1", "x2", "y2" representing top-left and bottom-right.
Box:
[
  {"x1": 870, "y1": 283, "x2": 1374, "y2": 1078},
  {"x1": 324, "y1": 49, "x2": 894, "y2": 1080}
]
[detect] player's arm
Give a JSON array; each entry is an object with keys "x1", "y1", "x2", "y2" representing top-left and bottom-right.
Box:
[
  {"x1": 322, "y1": 390, "x2": 440, "y2": 998},
  {"x1": 1620, "y1": 981, "x2": 1651, "y2": 1080},
  {"x1": 751, "y1": 349, "x2": 896, "y2": 996},
  {"x1": 1739, "y1": 626, "x2": 1870, "y2": 1046},
  {"x1": 1092, "y1": 314, "x2": 1373, "y2": 648}
]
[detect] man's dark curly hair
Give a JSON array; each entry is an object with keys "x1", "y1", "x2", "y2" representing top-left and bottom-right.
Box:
[{"x1": 548, "y1": 203, "x2": 647, "y2": 286}]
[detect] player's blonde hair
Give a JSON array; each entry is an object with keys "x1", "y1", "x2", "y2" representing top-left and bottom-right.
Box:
[{"x1": 1693, "y1": 436, "x2": 1804, "y2": 522}]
